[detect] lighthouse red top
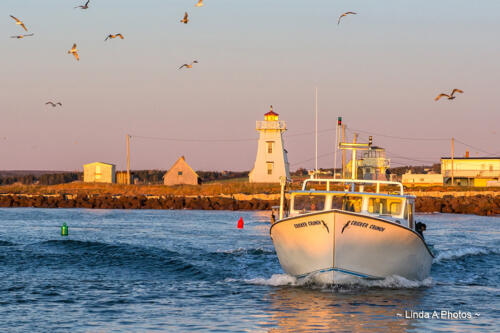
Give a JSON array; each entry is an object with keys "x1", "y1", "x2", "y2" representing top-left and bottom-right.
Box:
[{"x1": 264, "y1": 105, "x2": 279, "y2": 121}]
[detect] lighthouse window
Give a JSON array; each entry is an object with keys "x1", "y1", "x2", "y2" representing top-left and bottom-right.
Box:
[
  {"x1": 267, "y1": 141, "x2": 274, "y2": 154},
  {"x1": 267, "y1": 162, "x2": 274, "y2": 175}
]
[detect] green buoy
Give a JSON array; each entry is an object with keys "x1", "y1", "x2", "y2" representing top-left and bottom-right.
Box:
[{"x1": 61, "y1": 222, "x2": 68, "y2": 236}]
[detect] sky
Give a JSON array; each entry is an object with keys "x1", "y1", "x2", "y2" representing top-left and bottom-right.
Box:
[{"x1": 1, "y1": 0, "x2": 499, "y2": 171}]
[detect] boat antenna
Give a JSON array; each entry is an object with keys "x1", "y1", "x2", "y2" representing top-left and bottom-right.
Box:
[
  {"x1": 315, "y1": 87, "x2": 318, "y2": 176},
  {"x1": 334, "y1": 117, "x2": 341, "y2": 179}
]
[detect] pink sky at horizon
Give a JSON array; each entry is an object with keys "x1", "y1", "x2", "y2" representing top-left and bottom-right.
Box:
[{"x1": 1, "y1": 0, "x2": 499, "y2": 172}]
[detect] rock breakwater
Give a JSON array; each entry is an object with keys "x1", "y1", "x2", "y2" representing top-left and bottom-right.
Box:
[{"x1": 0, "y1": 194, "x2": 498, "y2": 216}]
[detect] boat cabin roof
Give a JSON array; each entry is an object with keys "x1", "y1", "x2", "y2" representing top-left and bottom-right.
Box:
[
  {"x1": 285, "y1": 178, "x2": 415, "y2": 225},
  {"x1": 301, "y1": 178, "x2": 407, "y2": 196},
  {"x1": 291, "y1": 190, "x2": 413, "y2": 199}
]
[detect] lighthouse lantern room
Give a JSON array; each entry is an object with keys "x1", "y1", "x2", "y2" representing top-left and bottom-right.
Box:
[{"x1": 249, "y1": 106, "x2": 290, "y2": 183}]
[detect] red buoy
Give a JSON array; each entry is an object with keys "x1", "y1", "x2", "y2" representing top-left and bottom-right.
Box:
[{"x1": 237, "y1": 217, "x2": 244, "y2": 229}]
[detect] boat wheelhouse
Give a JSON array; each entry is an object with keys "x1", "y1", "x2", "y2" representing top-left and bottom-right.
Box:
[{"x1": 288, "y1": 179, "x2": 415, "y2": 228}]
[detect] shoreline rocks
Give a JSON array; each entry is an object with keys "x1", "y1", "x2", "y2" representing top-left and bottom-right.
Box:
[
  {"x1": 0, "y1": 194, "x2": 498, "y2": 216},
  {"x1": 0, "y1": 194, "x2": 279, "y2": 211}
]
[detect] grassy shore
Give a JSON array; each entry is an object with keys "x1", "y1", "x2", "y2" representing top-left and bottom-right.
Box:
[
  {"x1": 0, "y1": 182, "x2": 284, "y2": 197},
  {"x1": 0, "y1": 180, "x2": 498, "y2": 197}
]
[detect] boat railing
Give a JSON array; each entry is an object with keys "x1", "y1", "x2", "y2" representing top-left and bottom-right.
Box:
[{"x1": 301, "y1": 178, "x2": 404, "y2": 195}]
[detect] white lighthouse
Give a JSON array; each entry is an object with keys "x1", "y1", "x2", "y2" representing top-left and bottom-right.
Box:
[{"x1": 249, "y1": 106, "x2": 290, "y2": 183}]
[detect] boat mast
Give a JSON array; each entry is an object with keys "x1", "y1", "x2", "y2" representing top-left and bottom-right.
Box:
[
  {"x1": 334, "y1": 118, "x2": 340, "y2": 179},
  {"x1": 315, "y1": 87, "x2": 318, "y2": 176},
  {"x1": 352, "y1": 133, "x2": 358, "y2": 180}
]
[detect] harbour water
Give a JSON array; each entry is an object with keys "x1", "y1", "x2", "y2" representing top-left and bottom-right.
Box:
[{"x1": 0, "y1": 208, "x2": 498, "y2": 332}]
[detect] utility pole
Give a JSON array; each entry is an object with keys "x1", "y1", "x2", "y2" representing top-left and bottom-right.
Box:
[
  {"x1": 451, "y1": 137, "x2": 454, "y2": 186},
  {"x1": 342, "y1": 124, "x2": 346, "y2": 179},
  {"x1": 126, "y1": 134, "x2": 131, "y2": 185}
]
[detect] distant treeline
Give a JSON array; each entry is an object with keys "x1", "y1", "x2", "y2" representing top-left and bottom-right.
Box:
[
  {"x1": 132, "y1": 170, "x2": 250, "y2": 184},
  {"x1": 0, "y1": 173, "x2": 82, "y2": 185},
  {"x1": 0, "y1": 170, "x2": 251, "y2": 186},
  {"x1": 197, "y1": 171, "x2": 249, "y2": 182},
  {"x1": 0, "y1": 164, "x2": 442, "y2": 186}
]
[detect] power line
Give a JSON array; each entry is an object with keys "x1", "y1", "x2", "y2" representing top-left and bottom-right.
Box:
[
  {"x1": 347, "y1": 127, "x2": 449, "y2": 142},
  {"x1": 290, "y1": 152, "x2": 332, "y2": 167},
  {"x1": 130, "y1": 134, "x2": 256, "y2": 143},
  {"x1": 131, "y1": 126, "x2": 340, "y2": 144},
  {"x1": 385, "y1": 153, "x2": 436, "y2": 164},
  {"x1": 453, "y1": 138, "x2": 498, "y2": 156}
]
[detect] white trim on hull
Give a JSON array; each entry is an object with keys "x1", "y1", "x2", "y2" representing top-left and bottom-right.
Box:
[{"x1": 270, "y1": 210, "x2": 433, "y2": 284}]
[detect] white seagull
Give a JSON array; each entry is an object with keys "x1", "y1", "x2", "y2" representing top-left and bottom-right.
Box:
[
  {"x1": 180, "y1": 12, "x2": 189, "y2": 24},
  {"x1": 10, "y1": 15, "x2": 28, "y2": 31},
  {"x1": 10, "y1": 33, "x2": 34, "y2": 39},
  {"x1": 75, "y1": 0, "x2": 90, "y2": 9},
  {"x1": 434, "y1": 89, "x2": 464, "y2": 101},
  {"x1": 338, "y1": 12, "x2": 357, "y2": 25},
  {"x1": 178, "y1": 60, "x2": 199, "y2": 69},
  {"x1": 68, "y1": 43, "x2": 79, "y2": 61},
  {"x1": 45, "y1": 101, "x2": 63, "y2": 107}
]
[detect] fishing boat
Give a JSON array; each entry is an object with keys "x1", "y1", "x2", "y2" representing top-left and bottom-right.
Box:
[{"x1": 270, "y1": 177, "x2": 434, "y2": 284}]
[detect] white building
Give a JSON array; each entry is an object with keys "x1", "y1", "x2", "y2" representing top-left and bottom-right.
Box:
[
  {"x1": 402, "y1": 172, "x2": 443, "y2": 186},
  {"x1": 249, "y1": 106, "x2": 290, "y2": 183},
  {"x1": 83, "y1": 162, "x2": 116, "y2": 183},
  {"x1": 441, "y1": 156, "x2": 500, "y2": 186}
]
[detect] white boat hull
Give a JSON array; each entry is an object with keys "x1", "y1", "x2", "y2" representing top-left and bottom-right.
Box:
[{"x1": 270, "y1": 210, "x2": 433, "y2": 284}]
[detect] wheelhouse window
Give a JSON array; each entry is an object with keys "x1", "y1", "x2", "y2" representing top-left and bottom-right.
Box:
[
  {"x1": 331, "y1": 195, "x2": 344, "y2": 209},
  {"x1": 293, "y1": 195, "x2": 326, "y2": 212},
  {"x1": 368, "y1": 197, "x2": 402, "y2": 216},
  {"x1": 342, "y1": 196, "x2": 362, "y2": 213}
]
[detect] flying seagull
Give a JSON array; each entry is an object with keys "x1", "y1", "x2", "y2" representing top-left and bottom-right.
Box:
[
  {"x1": 195, "y1": 0, "x2": 204, "y2": 7},
  {"x1": 68, "y1": 43, "x2": 79, "y2": 61},
  {"x1": 178, "y1": 60, "x2": 198, "y2": 69},
  {"x1": 105, "y1": 33, "x2": 124, "y2": 41},
  {"x1": 180, "y1": 12, "x2": 189, "y2": 24},
  {"x1": 10, "y1": 33, "x2": 34, "y2": 39},
  {"x1": 45, "y1": 101, "x2": 62, "y2": 107},
  {"x1": 338, "y1": 12, "x2": 357, "y2": 25},
  {"x1": 434, "y1": 89, "x2": 464, "y2": 101},
  {"x1": 75, "y1": 0, "x2": 90, "y2": 9},
  {"x1": 10, "y1": 15, "x2": 28, "y2": 32}
]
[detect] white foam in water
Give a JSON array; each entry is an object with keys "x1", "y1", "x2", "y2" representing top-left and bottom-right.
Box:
[
  {"x1": 351, "y1": 276, "x2": 434, "y2": 289},
  {"x1": 243, "y1": 274, "x2": 298, "y2": 286},
  {"x1": 230, "y1": 274, "x2": 433, "y2": 289},
  {"x1": 433, "y1": 247, "x2": 499, "y2": 263},
  {"x1": 217, "y1": 247, "x2": 274, "y2": 254}
]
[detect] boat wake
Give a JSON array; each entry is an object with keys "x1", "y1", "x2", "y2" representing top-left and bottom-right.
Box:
[
  {"x1": 216, "y1": 247, "x2": 275, "y2": 256},
  {"x1": 433, "y1": 246, "x2": 500, "y2": 263},
  {"x1": 229, "y1": 273, "x2": 434, "y2": 289}
]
